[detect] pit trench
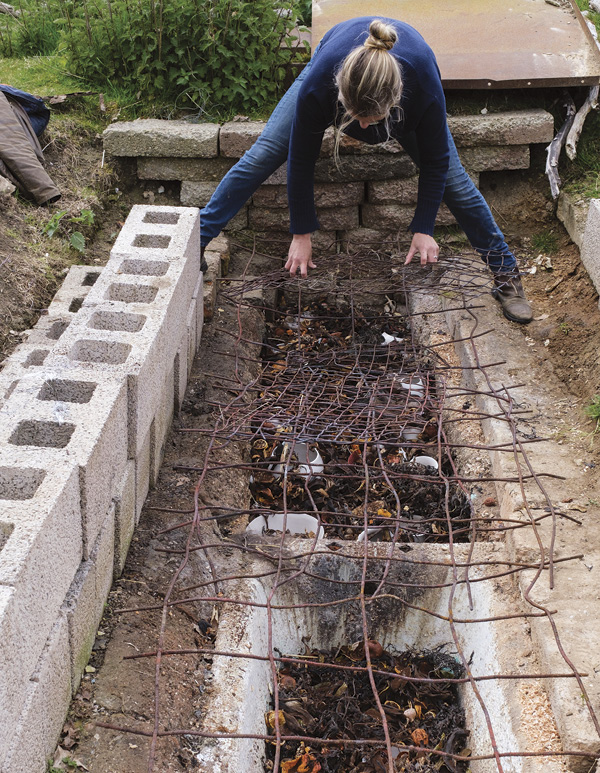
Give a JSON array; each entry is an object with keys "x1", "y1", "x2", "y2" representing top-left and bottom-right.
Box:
[
  {"x1": 179, "y1": 247, "x2": 571, "y2": 773},
  {"x1": 76, "y1": 239, "x2": 596, "y2": 773}
]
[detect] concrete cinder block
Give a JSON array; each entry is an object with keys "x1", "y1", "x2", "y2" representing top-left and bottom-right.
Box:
[
  {"x1": 320, "y1": 127, "x2": 405, "y2": 157},
  {"x1": 367, "y1": 177, "x2": 419, "y2": 205},
  {"x1": 2, "y1": 613, "x2": 72, "y2": 773},
  {"x1": 557, "y1": 191, "x2": 589, "y2": 250},
  {"x1": 459, "y1": 144, "x2": 530, "y2": 172},
  {"x1": 447, "y1": 109, "x2": 554, "y2": 147},
  {"x1": 314, "y1": 153, "x2": 417, "y2": 183},
  {"x1": 338, "y1": 227, "x2": 406, "y2": 251},
  {"x1": 153, "y1": 360, "x2": 175, "y2": 484},
  {"x1": 47, "y1": 208, "x2": 200, "y2": 460},
  {"x1": 104, "y1": 119, "x2": 219, "y2": 157},
  {"x1": 24, "y1": 313, "x2": 72, "y2": 347},
  {"x1": 253, "y1": 182, "x2": 364, "y2": 208},
  {"x1": 180, "y1": 180, "x2": 218, "y2": 207},
  {"x1": 220, "y1": 121, "x2": 264, "y2": 157},
  {"x1": 47, "y1": 265, "x2": 102, "y2": 316},
  {"x1": 113, "y1": 460, "x2": 136, "y2": 577},
  {"x1": 362, "y1": 202, "x2": 456, "y2": 230},
  {"x1": 136, "y1": 421, "x2": 153, "y2": 522},
  {"x1": 193, "y1": 271, "x2": 205, "y2": 349},
  {"x1": 138, "y1": 156, "x2": 236, "y2": 182},
  {"x1": 109, "y1": 204, "x2": 200, "y2": 266},
  {"x1": 0, "y1": 341, "x2": 54, "y2": 392},
  {"x1": 0, "y1": 370, "x2": 128, "y2": 557},
  {"x1": 63, "y1": 508, "x2": 115, "y2": 693},
  {"x1": 181, "y1": 181, "x2": 251, "y2": 210},
  {"x1": 186, "y1": 295, "x2": 198, "y2": 376},
  {"x1": 202, "y1": 250, "x2": 221, "y2": 322},
  {"x1": 176, "y1": 328, "x2": 189, "y2": 413},
  {"x1": 263, "y1": 154, "x2": 416, "y2": 186},
  {"x1": 0, "y1": 463, "x2": 81, "y2": 757},
  {"x1": 222, "y1": 207, "x2": 248, "y2": 232},
  {"x1": 361, "y1": 202, "x2": 415, "y2": 230},
  {"x1": 249, "y1": 205, "x2": 359, "y2": 231}
]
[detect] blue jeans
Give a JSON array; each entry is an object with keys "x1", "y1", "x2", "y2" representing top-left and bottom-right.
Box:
[{"x1": 200, "y1": 66, "x2": 516, "y2": 273}]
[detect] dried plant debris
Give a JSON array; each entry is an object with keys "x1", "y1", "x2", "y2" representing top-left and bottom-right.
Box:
[
  {"x1": 245, "y1": 297, "x2": 473, "y2": 543},
  {"x1": 265, "y1": 644, "x2": 469, "y2": 772},
  {"x1": 249, "y1": 441, "x2": 471, "y2": 543}
]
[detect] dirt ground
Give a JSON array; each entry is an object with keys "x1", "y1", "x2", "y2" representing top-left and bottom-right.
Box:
[{"x1": 4, "y1": 115, "x2": 600, "y2": 772}]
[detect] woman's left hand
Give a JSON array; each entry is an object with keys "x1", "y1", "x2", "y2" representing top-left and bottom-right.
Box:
[{"x1": 404, "y1": 233, "x2": 439, "y2": 266}]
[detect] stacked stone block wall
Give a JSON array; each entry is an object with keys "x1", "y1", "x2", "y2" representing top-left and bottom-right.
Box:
[
  {"x1": 0, "y1": 205, "x2": 223, "y2": 772},
  {"x1": 104, "y1": 109, "x2": 554, "y2": 251}
]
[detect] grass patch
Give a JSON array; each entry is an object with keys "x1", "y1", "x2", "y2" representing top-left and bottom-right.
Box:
[
  {"x1": 531, "y1": 230, "x2": 559, "y2": 254},
  {"x1": 585, "y1": 394, "x2": 600, "y2": 429},
  {"x1": 0, "y1": 53, "x2": 85, "y2": 96}
]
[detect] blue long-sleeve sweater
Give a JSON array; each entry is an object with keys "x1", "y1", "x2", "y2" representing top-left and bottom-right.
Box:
[{"x1": 287, "y1": 17, "x2": 450, "y2": 236}]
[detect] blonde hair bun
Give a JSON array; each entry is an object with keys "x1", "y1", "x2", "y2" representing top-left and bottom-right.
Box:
[{"x1": 364, "y1": 19, "x2": 397, "y2": 52}]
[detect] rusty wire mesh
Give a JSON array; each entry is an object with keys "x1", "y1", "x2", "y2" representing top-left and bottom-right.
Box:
[{"x1": 99, "y1": 240, "x2": 600, "y2": 773}]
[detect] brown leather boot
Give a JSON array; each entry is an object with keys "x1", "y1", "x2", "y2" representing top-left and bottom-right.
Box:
[
  {"x1": 492, "y1": 270, "x2": 533, "y2": 323},
  {"x1": 200, "y1": 245, "x2": 208, "y2": 273}
]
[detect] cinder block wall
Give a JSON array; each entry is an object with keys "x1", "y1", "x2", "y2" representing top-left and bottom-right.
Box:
[
  {"x1": 0, "y1": 205, "x2": 224, "y2": 772},
  {"x1": 103, "y1": 109, "x2": 554, "y2": 250}
]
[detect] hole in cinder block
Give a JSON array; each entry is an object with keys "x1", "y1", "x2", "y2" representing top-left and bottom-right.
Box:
[
  {"x1": 70, "y1": 339, "x2": 131, "y2": 365},
  {"x1": 106, "y1": 283, "x2": 158, "y2": 304},
  {"x1": 24, "y1": 349, "x2": 49, "y2": 367},
  {"x1": 46, "y1": 319, "x2": 70, "y2": 340},
  {"x1": 132, "y1": 234, "x2": 171, "y2": 249},
  {"x1": 69, "y1": 297, "x2": 84, "y2": 313},
  {"x1": 38, "y1": 379, "x2": 97, "y2": 404},
  {"x1": 142, "y1": 211, "x2": 180, "y2": 225},
  {"x1": 0, "y1": 522, "x2": 14, "y2": 552},
  {"x1": 118, "y1": 259, "x2": 169, "y2": 277},
  {"x1": 0, "y1": 467, "x2": 46, "y2": 500},
  {"x1": 9, "y1": 420, "x2": 76, "y2": 448},
  {"x1": 82, "y1": 271, "x2": 100, "y2": 286},
  {"x1": 88, "y1": 310, "x2": 146, "y2": 333}
]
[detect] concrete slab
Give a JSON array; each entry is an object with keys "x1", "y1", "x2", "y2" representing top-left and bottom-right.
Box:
[
  {"x1": 411, "y1": 281, "x2": 600, "y2": 769},
  {"x1": 579, "y1": 199, "x2": 600, "y2": 298},
  {"x1": 557, "y1": 192, "x2": 589, "y2": 250},
  {"x1": 138, "y1": 156, "x2": 235, "y2": 182},
  {"x1": 104, "y1": 120, "x2": 219, "y2": 157}
]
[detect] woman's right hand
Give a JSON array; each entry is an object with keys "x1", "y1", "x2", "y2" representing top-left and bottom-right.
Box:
[{"x1": 285, "y1": 233, "x2": 316, "y2": 278}]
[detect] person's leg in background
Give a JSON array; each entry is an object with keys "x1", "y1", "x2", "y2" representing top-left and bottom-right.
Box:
[
  {"x1": 400, "y1": 128, "x2": 532, "y2": 323},
  {"x1": 199, "y1": 50, "x2": 320, "y2": 266}
]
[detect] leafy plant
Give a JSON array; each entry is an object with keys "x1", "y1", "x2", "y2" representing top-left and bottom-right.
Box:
[
  {"x1": 42, "y1": 209, "x2": 67, "y2": 237},
  {"x1": 69, "y1": 208, "x2": 95, "y2": 226},
  {"x1": 69, "y1": 231, "x2": 86, "y2": 252},
  {"x1": 52, "y1": 0, "x2": 303, "y2": 116},
  {"x1": 585, "y1": 394, "x2": 600, "y2": 431},
  {"x1": 296, "y1": 0, "x2": 312, "y2": 26}
]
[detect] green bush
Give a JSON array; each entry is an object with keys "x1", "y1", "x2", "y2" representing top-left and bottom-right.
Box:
[
  {"x1": 0, "y1": 0, "x2": 61, "y2": 57},
  {"x1": 54, "y1": 0, "x2": 302, "y2": 116}
]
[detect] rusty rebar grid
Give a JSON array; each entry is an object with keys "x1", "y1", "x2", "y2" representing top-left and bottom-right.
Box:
[{"x1": 105, "y1": 239, "x2": 600, "y2": 773}]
